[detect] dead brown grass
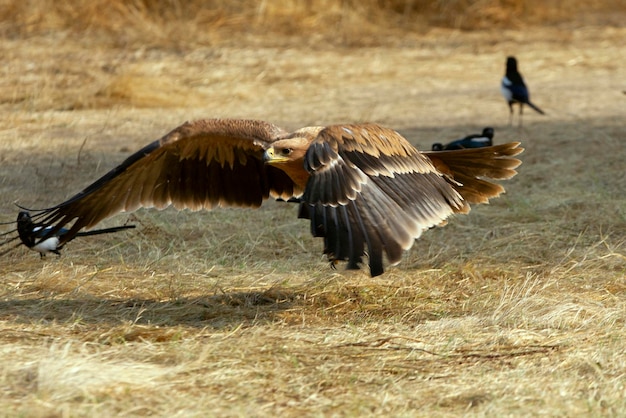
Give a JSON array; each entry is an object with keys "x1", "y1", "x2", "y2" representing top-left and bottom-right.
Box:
[
  {"x1": 0, "y1": 0, "x2": 622, "y2": 47},
  {"x1": 1, "y1": 3, "x2": 626, "y2": 417}
]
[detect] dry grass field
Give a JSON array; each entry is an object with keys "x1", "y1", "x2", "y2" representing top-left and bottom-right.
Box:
[{"x1": 1, "y1": 1, "x2": 625, "y2": 416}]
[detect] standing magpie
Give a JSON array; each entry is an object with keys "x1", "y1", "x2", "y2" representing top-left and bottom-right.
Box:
[
  {"x1": 15, "y1": 210, "x2": 135, "y2": 258},
  {"x1": 501, "y1": 56, "x2": 544, "y2": 126},
  {"x1": 432, "y1": 127, "x2": 494, "y2": 151}
]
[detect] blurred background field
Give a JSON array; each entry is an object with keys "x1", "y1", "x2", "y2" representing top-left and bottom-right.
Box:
[
  {"x1": 1, "y1": 0, "x2": 622, "y2": 42},
  {"x1": 0, "y1": 1, "x2": 625, "y2": 417}
]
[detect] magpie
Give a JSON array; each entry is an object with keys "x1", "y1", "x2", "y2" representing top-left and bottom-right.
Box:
[
  {"x1": 501, "y1": 56, "x2": 544, "y2": 126},
  {"x1": 15, "y1": 211, "x2": 135, "y2": 258},
  {"x1": 432, "y1": 127, "x2": 494, "y2": 151}
]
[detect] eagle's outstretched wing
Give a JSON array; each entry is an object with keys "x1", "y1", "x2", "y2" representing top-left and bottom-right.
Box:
[
  {"x1": 299, "y1": 124, "x2": 523, "y2": 276},
  {"x1": 299, "y1": 124, "x2": 465, "y2": 276},
  {"x1": 26, "y1": 119, "x2": 299, "y2": 246}
]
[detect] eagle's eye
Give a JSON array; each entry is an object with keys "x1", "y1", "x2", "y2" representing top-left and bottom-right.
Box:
[{"x1": 280, "y1": 148, "x2": 293, "y2": 156}]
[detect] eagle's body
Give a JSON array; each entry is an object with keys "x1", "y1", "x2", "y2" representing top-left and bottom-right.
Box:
[{"x1": 8, "y1": 119, "x2": 523, "y2": 276}]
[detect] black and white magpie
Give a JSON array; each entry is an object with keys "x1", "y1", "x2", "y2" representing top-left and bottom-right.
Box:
[
  {"x1": 15, "y1": 211, "x2": 134, "y2": 258},
  {"x1": 501, "y1": 56, "x2": 544, "y2": 126},
  {"x1": 432, "y1": 127, "x2": 494, "y2": 151}
]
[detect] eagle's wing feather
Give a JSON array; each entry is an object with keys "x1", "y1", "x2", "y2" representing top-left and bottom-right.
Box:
[
  {"x1": 300, "y1": 124, "x2": 466, "y2": 276},
  {"x1": 424, "y1": 142, "x2": 523, "y2": 210},
  {"x1": 29, "y1": 119, "x2": 296, "y2": 245}
]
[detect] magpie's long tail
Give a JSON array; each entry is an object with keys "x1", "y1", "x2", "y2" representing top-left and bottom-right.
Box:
[
  {"x1": 526, "y1": 100, "x2": 545, "y2": 115},
  {"x1": 0, "y1": 236, "x2": 21, "y2": 257},
  {"x1": 74, "y1": 225, "x2": 135, "y2": 238}
]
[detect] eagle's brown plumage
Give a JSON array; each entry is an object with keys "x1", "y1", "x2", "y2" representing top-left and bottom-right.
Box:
[{"x1": 21, "y1": 119, "x2": 523, "y2": 276}]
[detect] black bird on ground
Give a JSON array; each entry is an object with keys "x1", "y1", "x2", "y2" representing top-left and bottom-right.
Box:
[
  {"x1": 501, "y1": 56, "x2": 544, "y2": 126},
  {"x1": 432, "y1": 127, "x2": 494, "y2": 151},
  {"x1": 13, "y1": 210, "x2": 134, "y2": 258}
]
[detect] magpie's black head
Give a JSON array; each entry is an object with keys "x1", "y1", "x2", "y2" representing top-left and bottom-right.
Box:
[
  {"x1": 17, "y1": 211, "x2": 35, "y2": 248},
  {"x1": 482, "y1": 127, "x2": 495, "y2": 139},
  {"x1": 432, "y1": 143, "x2": 444, "y2": 151},
  {"x1": 506, "y1": 56, "x2": 518, "y2": 72}
]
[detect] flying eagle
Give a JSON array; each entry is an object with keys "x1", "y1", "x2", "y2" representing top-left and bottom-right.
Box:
[{"x1": 6, "y1": 119, "x2": 523, "y2": 276}]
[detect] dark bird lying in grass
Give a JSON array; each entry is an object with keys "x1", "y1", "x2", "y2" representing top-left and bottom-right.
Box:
[
  {"x1": 432, "y1": 127, "x2": 494, "y2": 151},
  {"x1": 2, "y1": 119, "x2": 523, "y2": 276},
  {"x1": 15, "y1": 211, "x2": 135, "y2": 258},
  {"x1": 501, "y1": 56, "x2": 545, "y2": 126}
]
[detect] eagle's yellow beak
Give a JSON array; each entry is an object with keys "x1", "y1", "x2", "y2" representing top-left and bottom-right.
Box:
[{"x1": 263, "y1": 147, "x2": 290, "y2": 164}]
